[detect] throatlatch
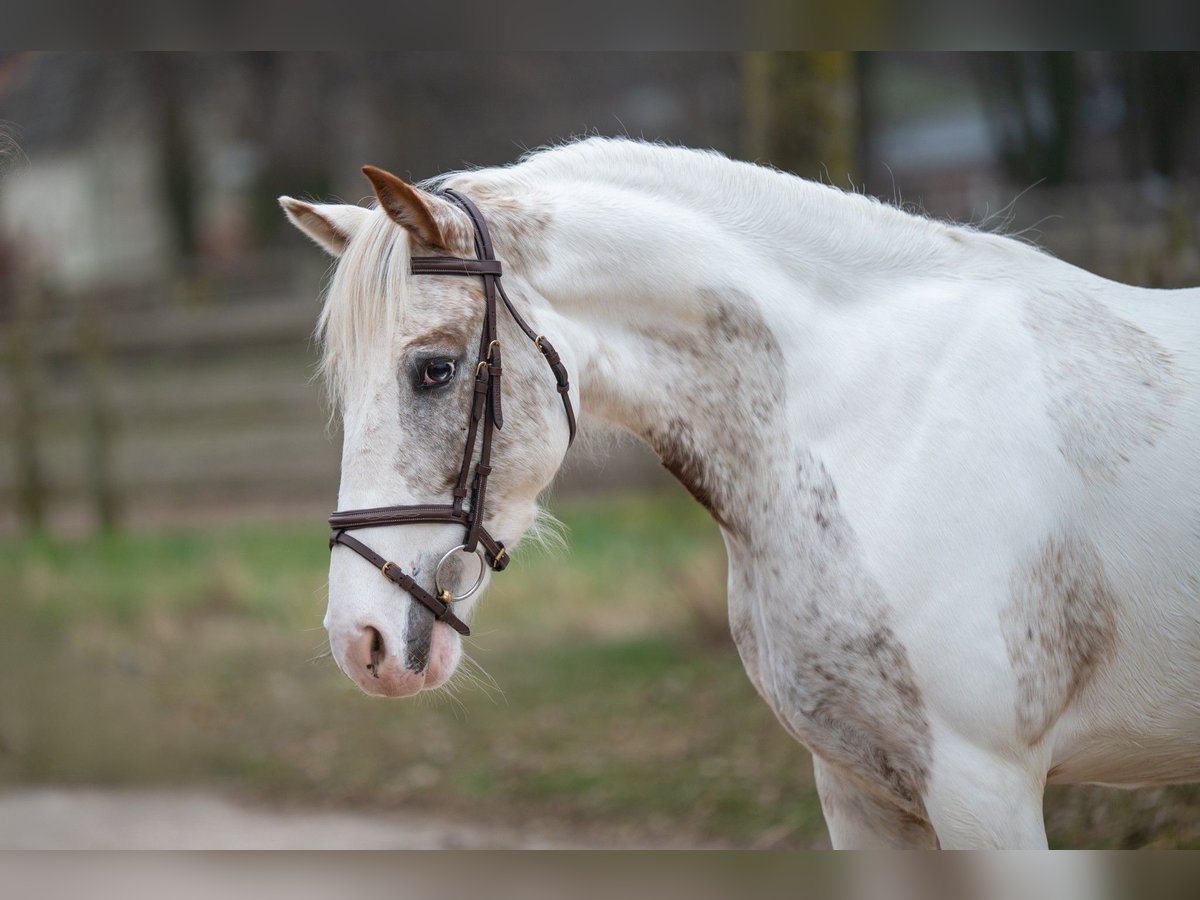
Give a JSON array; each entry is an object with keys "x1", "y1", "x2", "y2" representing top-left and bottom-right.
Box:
[{"x1": 328, "y1": 190, "x2": 576, "y2": 637}]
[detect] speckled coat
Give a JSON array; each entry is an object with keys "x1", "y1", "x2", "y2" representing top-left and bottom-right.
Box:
[{"x1": 282, "y1": 138, "x2": 1200, "y2": 849}]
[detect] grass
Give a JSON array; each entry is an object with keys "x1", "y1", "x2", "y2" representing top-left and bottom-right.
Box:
[{"x1": 0, "y1": 489, "x2": 1196, "y2": 847}]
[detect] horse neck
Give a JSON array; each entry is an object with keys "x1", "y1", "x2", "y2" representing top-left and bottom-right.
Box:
[{"x1": 508, "y1": 160, "x2": 1042, "y2": 545}]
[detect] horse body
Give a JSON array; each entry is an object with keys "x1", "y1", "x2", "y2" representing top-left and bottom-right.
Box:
[{"x1": 282, "y1": 138, "x2": 1200, "y2": 848}]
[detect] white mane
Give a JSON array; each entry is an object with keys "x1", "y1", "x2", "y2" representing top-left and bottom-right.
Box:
[
  {"x1": 317, "y1": 205, "x2": 412, "y2": 407},
  {"x1": 445, "y1": 137, "x2": 1045, "y2": 274}
]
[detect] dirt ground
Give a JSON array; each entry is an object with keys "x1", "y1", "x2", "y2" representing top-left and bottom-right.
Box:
[{"x1": 0, "y1": 788, "x2": 592, "y2": 849}]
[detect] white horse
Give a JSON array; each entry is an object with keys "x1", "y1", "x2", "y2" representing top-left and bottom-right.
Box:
[{"x1": 280, "y1": 138, "x2": 1200, "y2": 849}]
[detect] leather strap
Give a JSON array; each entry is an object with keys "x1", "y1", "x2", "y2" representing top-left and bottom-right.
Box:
[
  {"x1": 326, "y1": 187, "x2": 572, "y2": 641},
  {"x1": 328, "y1": 504, "x2": 509, "y2": 570},
  {"x1": 410, "y1": 257, "x2": 502, "y2": 276},
  {"x1": 329, "y1": 530, "x2": 470, "y2": 635},
  {"x1": 442, "y1": 191, "x2": 576, "y2": 444}
]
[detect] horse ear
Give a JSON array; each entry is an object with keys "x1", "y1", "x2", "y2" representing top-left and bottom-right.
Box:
[
  {"x1": 361, "y1": 165, "x2": 459, "y2": 250},
  {"x1": 279, "y1": 198, "x2": 370, "y2": 256}
]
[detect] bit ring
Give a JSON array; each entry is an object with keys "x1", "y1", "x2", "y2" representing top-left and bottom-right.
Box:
[{"x1": 434, "y1": 544, "x2": 488, "y2": 603}]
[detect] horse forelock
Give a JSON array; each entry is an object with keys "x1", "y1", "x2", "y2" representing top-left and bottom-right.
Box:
[{"x1": 317, "y1": 208, "x2": 412, "y2": 409}]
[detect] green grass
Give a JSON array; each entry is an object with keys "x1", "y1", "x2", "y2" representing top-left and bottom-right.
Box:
[{"x1": 0, "y1": 490, "x2": 1196, "y2": 847}]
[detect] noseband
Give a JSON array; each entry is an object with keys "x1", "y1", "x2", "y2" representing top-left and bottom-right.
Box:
[{"x1": 327, "y1": 190, "x2": 577, "y2": 637}]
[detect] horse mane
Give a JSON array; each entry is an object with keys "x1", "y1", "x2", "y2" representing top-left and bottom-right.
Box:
[
  {"x1": 443, "y1": 136, "x2": 1045, "y2": 273},
  {"x1": 317, "y1": 207, "x2": 411, "y2": 409}
]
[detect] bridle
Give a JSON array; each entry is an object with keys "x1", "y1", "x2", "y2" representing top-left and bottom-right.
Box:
[{"x1": 327, "y1": 190, "x2": 577, "y2": 637}]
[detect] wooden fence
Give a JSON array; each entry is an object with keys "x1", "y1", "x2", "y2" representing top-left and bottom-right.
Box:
[
  {"x1": 0, "y1": 263, "x2": 669, "y2": 535},
  {"x1": 0, "y1": 267, "x2": 342, "y2": 532}
]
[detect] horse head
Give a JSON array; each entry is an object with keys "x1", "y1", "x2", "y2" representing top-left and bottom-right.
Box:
[{"x1": 281, "y1": 166, "x2": 574, "y2": 697}]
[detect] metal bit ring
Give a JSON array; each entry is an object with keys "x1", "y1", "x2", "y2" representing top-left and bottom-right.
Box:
[{"x1": 434, "y1": 544, "x2": 488, "y2": 603}]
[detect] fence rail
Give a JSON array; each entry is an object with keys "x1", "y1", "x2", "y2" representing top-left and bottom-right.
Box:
[
  {"x1": 0, "y1": 282, "x2": 671, "y2": 534},
  {"x1": 0, "y1": 285, "x2": 340, "y2": 532}
]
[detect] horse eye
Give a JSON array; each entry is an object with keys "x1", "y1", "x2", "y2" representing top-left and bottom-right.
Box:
[{"x1": 419, "y1": 359, "x2": 456, "y2": 388}]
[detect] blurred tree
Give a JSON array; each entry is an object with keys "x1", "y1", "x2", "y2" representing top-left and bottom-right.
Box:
[
  {"x1": 148, "y1": 54, "x2": 199, "y2": 268},
  {"x1": 247, "y1": 53, "x2": 334, "y2": 247},
  {"x1": 1118, "y1": 53, "x2": 1200, "y2": 179},
  {"x1": 971, "y1": 52, "x2": 1079, "y2": 185},
  {"x1": 742, "y1": 52, "x2": 860, "y2": 185},
  {"x1": 0, "y1": 241, "x2": 47, "y2": 533}
]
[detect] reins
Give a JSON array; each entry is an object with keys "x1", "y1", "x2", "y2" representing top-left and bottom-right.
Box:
[{"x1": 327, "y1": 190, "x2": 576, "y2": 637}]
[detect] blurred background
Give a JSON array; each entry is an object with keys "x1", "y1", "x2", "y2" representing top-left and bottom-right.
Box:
[{"x1": 0, "y1": 52, "x2": 1197, "y2": 848}]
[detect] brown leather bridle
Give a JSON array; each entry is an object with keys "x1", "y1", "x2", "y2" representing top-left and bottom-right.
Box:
[{"x1": 328, "y1": 190, "x2": 576, "y2": 637}]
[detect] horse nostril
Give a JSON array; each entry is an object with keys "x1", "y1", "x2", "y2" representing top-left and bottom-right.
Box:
[
  {"x1": 363, "y1": 626, "x2": 384, "y2": 679},
  {"x1": 340, "y1": 622, "x2": 429, "y2": 698}
]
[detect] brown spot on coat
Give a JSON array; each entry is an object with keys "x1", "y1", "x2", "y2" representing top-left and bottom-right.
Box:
[
  {"x1": 782, "y1": 613, "x2": 932, "y2": 812},
  {"x1": 1022, "y1": 292, "x2": 1180, "y2": 479},
  {"x1": 400, "y1": 321, "x2": 478, "y2": 354},
  {"x1": 632, "y1": 287, "x2": 786, "y2": 537},
  {"x1": 1001, "y1": 532, "x2": 1119, "y2": 744},
  {"x1": 624, "y1": 286, "x2": 934, "y2": 814},
  {"x1": 814, "y1": 756, "x2": 939, "y2": 848},
  {"x1": 644, "y1": 419, "x2": 730, "y2": 530},
  {"x1": 740, "y1": 453, "x2": 934, "y2": 817}
]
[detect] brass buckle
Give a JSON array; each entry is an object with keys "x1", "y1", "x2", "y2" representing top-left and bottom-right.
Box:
[
  {"x1": 380, "y1": 560, "x2": 399, "y2": 580},
  {"x1": 492, "y1": 546, "x2": 508, "y2": 568},
  {"x1": 486, "y1": 339, "x2": 500, "y2": 360},
  {"x1": 475, "y1": 359, "x2": 489, "y2": 377},
  {"x1": 534, "y1": 334, "x2": 545, "y2": 350}
]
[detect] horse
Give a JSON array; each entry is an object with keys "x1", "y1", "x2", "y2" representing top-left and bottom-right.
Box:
[{"x1": 280, "y1": 137, "x2": 1200, "y2": 849}]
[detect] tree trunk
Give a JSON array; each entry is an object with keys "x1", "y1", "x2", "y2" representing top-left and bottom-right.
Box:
[
  {"x1": 2, "y1": 260, "x2": 48, "y2": 533},
  {"x1": 742, "y1": 52, "x2": 859, "y2": 186}
]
